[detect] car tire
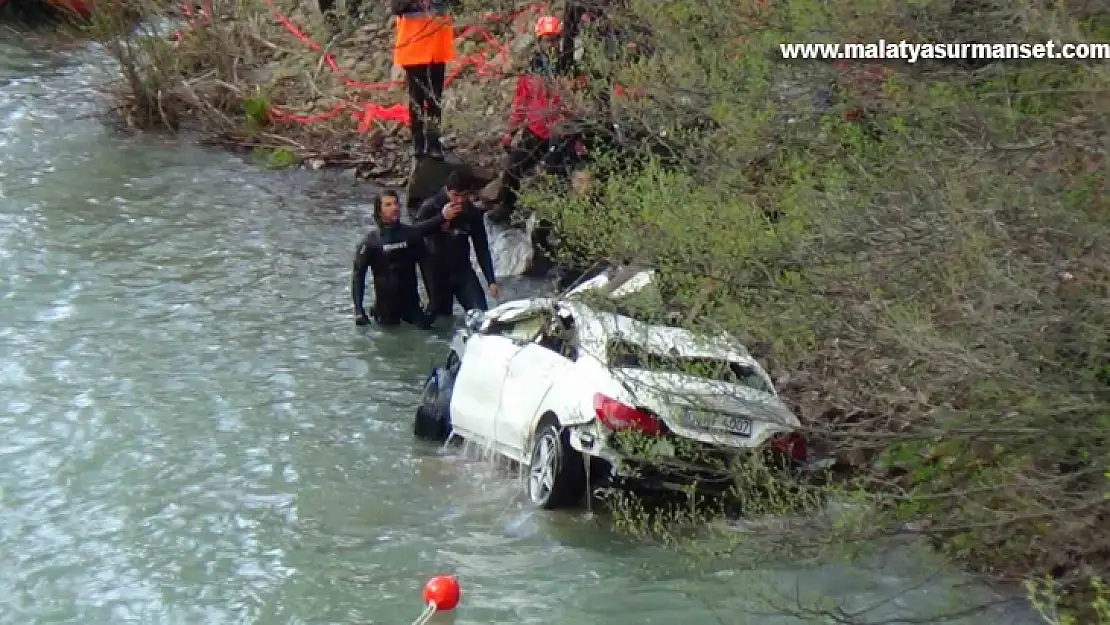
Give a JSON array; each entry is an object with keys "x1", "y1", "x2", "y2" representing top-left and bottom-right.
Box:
[
  {"x1": 413, "y1": 367, "x2": 453, "y2": 442},
  {"x1": 526, "y1": 423, "x2": 586, "y2": 510}
]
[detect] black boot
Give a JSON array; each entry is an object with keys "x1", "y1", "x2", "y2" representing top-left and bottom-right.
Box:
[{"x1": 425, "y1": 119, "x2": 444, "y2": 161}]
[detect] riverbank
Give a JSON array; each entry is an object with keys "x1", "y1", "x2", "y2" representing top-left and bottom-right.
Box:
[
  {"x1": 86, "y1": 0, "x2": 557, "y2": 185},
  {"x1": 87, "y1": 0, "x2": 1110, "y2": 620}
]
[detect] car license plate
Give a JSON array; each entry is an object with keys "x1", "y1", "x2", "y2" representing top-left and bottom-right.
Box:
[{"x1": 683, "y1": 409, "x2": 752, "y2": 437}]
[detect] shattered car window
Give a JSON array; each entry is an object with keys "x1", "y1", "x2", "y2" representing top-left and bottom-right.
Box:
[{"x1": 606, "y1": 339, "x2": 774, "y2": 394}]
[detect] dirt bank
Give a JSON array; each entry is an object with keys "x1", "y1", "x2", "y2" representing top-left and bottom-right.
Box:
[{"x1": 92, "y1": 0, "x2": 560, "y2": 188}]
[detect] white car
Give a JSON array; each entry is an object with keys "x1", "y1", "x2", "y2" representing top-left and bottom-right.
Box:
[{"x1": 413, "y1": 263, "x2": 808, "y2": 509}]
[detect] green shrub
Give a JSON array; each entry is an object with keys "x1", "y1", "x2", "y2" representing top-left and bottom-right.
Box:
[{"x1": 526, "y1": 0, "x2": 1110, "y2": 617}]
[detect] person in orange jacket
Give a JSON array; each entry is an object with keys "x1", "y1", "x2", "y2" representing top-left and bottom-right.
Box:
[
  {"x1": 391, "y1": 0, "x2": 459, "y2": 160},
  {"x1": 487, "y1": 16, "x2": 572, "y2": 225}
]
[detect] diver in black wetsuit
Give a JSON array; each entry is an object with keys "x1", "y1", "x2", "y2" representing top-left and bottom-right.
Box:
[
  {"x1": 351, "y1": 190, "x2": 462, "y2": 327},
  {"x1": 414, "y1": 172, "x2": 500, "y2": 318}
]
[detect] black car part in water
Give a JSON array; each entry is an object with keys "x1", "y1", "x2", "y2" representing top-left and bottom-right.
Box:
[{"x1": 413, "y1": 351, "x2": 460, "y2": 442}]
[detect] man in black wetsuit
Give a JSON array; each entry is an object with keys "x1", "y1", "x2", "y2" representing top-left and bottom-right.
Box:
[
  {"x1": 415, "y1": 172, "x2": 500, "y2": 318},
  {"x1": 351, "y1": 190, "x2": 462, "y2": 327}
]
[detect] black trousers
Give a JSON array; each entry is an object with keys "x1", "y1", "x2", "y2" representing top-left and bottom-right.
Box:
[
  {"x1": 373, "y1": 306, "x2": 435, "y2": 328},
  {"x1": 371, "y1": 295, "x2": 435, "y2": 329},
  {"x1": 426, "y1": 269, "x2": 488, "y2": 317},
  {"x1": 559, "y1": 1, "x2": 585, "y2": 74},
  {"x1": 490, "y1": 128, "x2": 550, "y2": 224},
  {"x1": 405, "y1": 63, "x2": 446, "y2": 149}
]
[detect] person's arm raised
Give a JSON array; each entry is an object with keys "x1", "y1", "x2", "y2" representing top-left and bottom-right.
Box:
[{"x1": 410, "y1": 202, "x2": 462, "y2": 237}]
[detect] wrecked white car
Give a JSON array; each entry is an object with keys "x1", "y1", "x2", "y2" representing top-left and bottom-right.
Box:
[{"x1": 413, "y1": 263, "x2": 808, "y2": 509}]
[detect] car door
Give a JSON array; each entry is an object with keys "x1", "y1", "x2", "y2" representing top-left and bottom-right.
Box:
[
  {"x1": 493, "y1": 309, "x2": 580, "y2": 460},
  {"x1": 449, "y1": 307, "x2": 551, "y2": 446}
]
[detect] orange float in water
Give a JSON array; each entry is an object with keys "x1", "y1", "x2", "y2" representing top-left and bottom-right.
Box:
[{"x1": 422, "y1": 575, "x2": 461, "y2": 611}]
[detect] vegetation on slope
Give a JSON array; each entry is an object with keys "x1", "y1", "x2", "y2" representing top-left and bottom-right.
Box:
[{"x1": 523, "y1": 0, "x2": 1109, "y2": 620}]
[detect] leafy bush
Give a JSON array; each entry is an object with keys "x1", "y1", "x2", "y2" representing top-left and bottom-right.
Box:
[
  {"x1": 1029, "y1": 577, "x2": 1110, "y2": 625},
  {"x1": 524, "y1": 0, "x2": 1110, "y2": 618}
]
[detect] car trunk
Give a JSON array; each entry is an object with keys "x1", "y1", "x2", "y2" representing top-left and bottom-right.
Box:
[{"x1": 611, "y1": 368, "x2": 799, "y2": 449}]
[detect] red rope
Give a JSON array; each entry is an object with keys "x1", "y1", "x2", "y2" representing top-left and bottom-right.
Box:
[
  {"x1": 257, "y1": 0, "x2": 548, "y2": 129},
  {"x1": 166, "y1": 2, "x2": 656, "y2": 138},
  {"x1": 151, "y1": 0, "x2": 638, "y2": 135}
]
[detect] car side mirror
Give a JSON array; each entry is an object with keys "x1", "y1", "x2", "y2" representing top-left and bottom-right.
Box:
[{"x1": 464, "y1": 309, "x2": 485, "y2": 332}]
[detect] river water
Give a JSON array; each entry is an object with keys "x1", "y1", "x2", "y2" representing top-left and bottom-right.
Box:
[{"x1": 0, "y1": 35, "x2": 1044, "y2": 625}]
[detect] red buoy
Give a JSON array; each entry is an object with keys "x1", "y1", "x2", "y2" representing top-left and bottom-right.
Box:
[{"x1": 422, "y1": 575, "x2": 461, "y2": 611}]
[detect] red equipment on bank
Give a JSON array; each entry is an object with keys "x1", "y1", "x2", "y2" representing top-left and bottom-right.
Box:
[{"x1": 46, "y1": 0, "x2": 93, "y2": 18}]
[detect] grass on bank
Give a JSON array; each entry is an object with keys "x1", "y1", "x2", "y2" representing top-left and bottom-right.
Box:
[
  {"x1": 83, "y1": 0, "x2": 531, "y2": 176},
  {"x1": 1030, "y1": 577, "x2": 1110, "y2": 625},
  {"x1": 517, "y1": 0, "x2": 1109, "y2": 620},
  {"x1": 86, "y1": 0, "x2": 1110, "y2": 620},
  {"x1": 84, "y1": 0, "x2": 363, "y2": 157}
]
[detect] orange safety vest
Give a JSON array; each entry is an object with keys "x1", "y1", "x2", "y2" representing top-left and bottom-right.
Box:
[{"x1": 393, "y1": 15, "x2": 456, "y2": 68}]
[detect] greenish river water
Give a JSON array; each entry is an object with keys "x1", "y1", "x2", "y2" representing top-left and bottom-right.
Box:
[{"x1": 0, "y1": 35, "x2": 1044, "y2": 625}]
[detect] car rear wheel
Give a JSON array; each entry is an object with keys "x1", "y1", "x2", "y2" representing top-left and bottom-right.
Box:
[
  {"x1": 526, "y1": 424, "x2": 586, "y2": 510},
  {"x1": 414, "y1": 367, "x2": 453, "y2": 442}
]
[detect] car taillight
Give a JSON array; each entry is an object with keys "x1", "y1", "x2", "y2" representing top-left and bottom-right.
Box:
[
  {"x1": 593, "y1": 393, "x2": 663, "y2": 436},
  {"x1": 769, "y1": 431, "x2": 808, "y2": 463}
]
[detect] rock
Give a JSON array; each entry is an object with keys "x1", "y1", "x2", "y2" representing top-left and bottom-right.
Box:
[
  {"x1": 405, "y1": 154, "x2": 470, "y2": 204},
  {"x1": 479, "y1": 174, "x2": 503, "y2": 202},
  {"x1": 902, "y1": 519, "x2": 934, "y2": 533},
  {"x1": 469, "y1": 164, "x2": 497, "y2": 185},
  {"x1": 309, "y1": 158, "x2": 326, "y2": 170},
  {"x1": 404, "y1": 150, "x2": 500, "y2": 206}
]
